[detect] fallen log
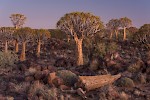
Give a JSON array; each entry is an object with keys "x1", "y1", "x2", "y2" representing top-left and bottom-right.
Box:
[{"x1": 78, "y1": 74, "x2": 121, "y2": 91}]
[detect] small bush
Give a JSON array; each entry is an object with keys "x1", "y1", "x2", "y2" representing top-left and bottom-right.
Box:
[
  {"x1": 127, "y1": 59, "x2": 144, "y2": 73},
  {"x1": 28, "y1": 81, "x2": 56, "y2": 100},
  {"x1": 117, "y1": 77, "x2": 135, "y2": 88},
  {"x1": 95, "y1": 42, "x2": 118, "y2": 58},
  {"x1": 106, "y1": 42, "x2": 118, "y2": 54},
  {"x1": 95, "y1": 42, "x2": 107, "y2": 57},
  {"x1": 56, "y1": 70, "x2": 78, "y2": 86},
  {"x1": 0, "y1": 51, "x2": 18, "y2": 69}
]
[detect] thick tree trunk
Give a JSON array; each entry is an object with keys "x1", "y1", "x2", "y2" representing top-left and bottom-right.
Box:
[
  {"x1": 36, "y1": 40, "x2": 41, "y2": 57},
  {"x1": 123, "y1": 27, "x2": 126, "y2": 40},
  {"x1": 5, "y1": 41, "x2": 8, "y2": 53},
  {"x1": 75, "y1": 39, "x2": 83, "y2": 66},
  {"x1": 15, "y1": 40, "x2": 19, "y2": 53},
  {"x1": 109, "y1": 32, "x2": 113, "y2": 39},
  {"x1": 20, "y1": 42, "x2": 26, "y2": 61},
  {"x1": 115, "y1": 30, "x2": 118, "y2": 39}
]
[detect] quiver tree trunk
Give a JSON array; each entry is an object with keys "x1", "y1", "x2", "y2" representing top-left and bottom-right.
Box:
[
  {"x1": 20, "y1": 42, "x2": 26, "y2": 61},
  {"x1": 5, "y1": 41, "x2": 8, "y2": 53},
  {"x1": 75, "y1": 38, "x2": 83, "y2": 66},
  {"x1": 115, "y1": 30, "x2": 118, "y2": 39},
  {"x1": 15, "y1": 40, "x2": 19, "y2": 53},
  {"x1": 123, "y1": 27, "x2": 126, "y2": 40},
  {"x1": 77, "y1": 74, "x2": 121, "y2": 91},
  {"x1": 36, "y1": 40, "x2": 41, "y2": 57},
  {"x1": 110, "y1": 32, "x2": 113, "y2": 39}
]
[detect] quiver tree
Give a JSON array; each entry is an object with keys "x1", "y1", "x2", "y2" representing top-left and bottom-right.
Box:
[
  {"x1": 106, "y1": 19, "x2": 120, "y2": 39},
  {"x1": 33, "y1": 29, "x2": 50, "y2": 57},
  {"x1": 134, "y1": 24, "x2": 150, "y2": 49},
  {"x1": 10, "y1": 14, "x2": 27, "y2": 52},
  {"x1": 0, "y1": 27, "x2": 15, "y2": 53},
  {"x1": 120, "y1": 17, "x2": 132, "y2": 40},
  {"x1": 57, "y1": 12, "x2": 104, "y2": 66},
  {"x1": 14, "y1": 27, "x2": 33, "y2": 61},
  {"x1": 10, "y1": 14, "x2": 26, "y2": 29}
]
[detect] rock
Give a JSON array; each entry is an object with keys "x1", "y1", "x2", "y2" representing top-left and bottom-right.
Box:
[
  {"x1": 36, "y1": 65, "x2": 42, "y2": 71},
  {"x1": 133, "y1": 73, "x2": 146, "y2": 84},
  {"x1": 119, "y1": 91, "x2": 129, "y2": 100},
  {"x1": 34, "y1": 71, "x2": 44, "y2": 80},
  {"x1": 28, "y1": 67, "x2": 37, "y2": 74},
  {"x1": 52, "y1": 77, "x2": 64, "y2": 87},
  {"x1": 59, "y1": 85, "x2": 71, "y2": 90},
  {"x1": 42, "y1": 70, "x2": 49, "y2": 76},
  {"x1": 25, "y1": 76, "x2": 34, "y2": 82},
  {"x1": 133, "y1": 89, "x2": 141, "y2": 96},
  {"x1": 89, "y1": 58, "x2": 99, "y2": 71},
  {"x1": 47, "y1": 72, "x2": 56, "y2": 86},
  {"x1": 41, "y1": 66, "x2": 48, "y2": 71},
  {"x1": 47, "y1": 65, "x2": 56, "y2": 72},
  {"x1": 77, "y1": 88, "x2": 87, "y2": 99},
  {"x1": 106, "y1": 60, "x2": 116, "y2": 67}
]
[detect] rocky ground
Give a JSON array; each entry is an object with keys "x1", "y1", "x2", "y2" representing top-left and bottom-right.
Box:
[{"x1": 0, "y1": 38, "x2": 150, "y2": 100}]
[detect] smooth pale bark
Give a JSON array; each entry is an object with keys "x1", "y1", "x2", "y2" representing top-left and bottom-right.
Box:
[
  {"x1": 123, "y1": 27, "x2": 127, "y2": 40},
  {"x1": 5, "y1": 41, "x2": 8, "y2": 53},
  {"x1": 115, "y1": 30, "x2": 118, "y2": 39},
  {"x1": 109, "y1": 32, "x2": 113, "y2": 39},
  {"x1": 20, "y1": 42, "x2": 26, "y2": 61},
  {"x1": 75, "y1": 38, "x2": 83, "y2": 66},
  {"x1": 36, "y1": 40, "x2": 41, "y2": 57},
  {"x1": 15, "y1": 40, "x2": 19, "y2": 53}
]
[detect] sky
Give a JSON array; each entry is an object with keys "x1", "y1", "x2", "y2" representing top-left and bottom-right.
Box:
[{"x1": 0, "y1": 0, "x2": 150, "y2": 29}]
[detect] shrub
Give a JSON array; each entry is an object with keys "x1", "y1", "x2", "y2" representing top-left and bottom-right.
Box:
[
  {"x1": 95, "y1": 42, "x2": 118, "y2": 58},
  {"x1": 127, "y1": 59, "x2": 144, "y2": 73},
  {"x1": 106, "y1": 42, "x2": 118, "y2": 54},
  {"x1": 56, "y1": 70, "x2": 78, "y2": 86},
  {"x1": 117, "y1": 77, "x2": 135, "y2": 88},
  {"x1": 28, "y1": 81, "x2": 56, "y2": 100},
  {"x1": 0, "y1": 51, "x2": 18, "y2": 69}
]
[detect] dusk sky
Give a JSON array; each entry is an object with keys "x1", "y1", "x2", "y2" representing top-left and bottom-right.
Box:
[{"x1": 0, "y1": 0, "x2": 150, "y2": 29}]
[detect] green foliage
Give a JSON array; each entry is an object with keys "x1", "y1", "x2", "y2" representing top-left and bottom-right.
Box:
[
  {"x1": 119, "y1": 17, "x2": 132, "y2": 28},
  {"x1": 10, "y1": 13, "x2": 26, "y2": 29},
  {"x1": 56, "y1": 70, "x2": 78, "y2": 86},
  {"x1": 49, "y1": 29, "x2": 67, "y2": 40},
  {"x1": 127, "y1": 59, "x2": 143, "y2": 73},
  {"x1": 14, "y1": 27, "x2": 33, "y2": 42},
  {"x1": 133, "y1": 24, "x2": 150, "y2": 49},
  {"x1": 0, "y1": 51, "x2": 18, "y2": 68},
  {"x1": 0, "y1": 27, "x2": 15, "y2": 41},
  {"x1": 118, "y1": 77, "x2": 135, "y2": 88},
  {"x1": 95, "y1": 41, "x2": 118, "y2": 57},
  {"x1": 57, "y1": 12, "x2": 104, "y2": 39},
  {"x1": 33, "y1": 29, "x2": 51, "y2": 41}
]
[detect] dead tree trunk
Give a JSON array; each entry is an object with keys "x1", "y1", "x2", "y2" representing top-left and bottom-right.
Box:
[{"x1": 77, "y1": 74, "x2": 121, "y2": 91}]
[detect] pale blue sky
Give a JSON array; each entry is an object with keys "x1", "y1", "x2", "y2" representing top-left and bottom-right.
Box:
[{"x1": 0, "y1": 0, "x2": 150, "y2": 29}]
